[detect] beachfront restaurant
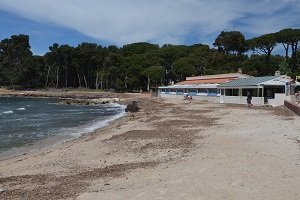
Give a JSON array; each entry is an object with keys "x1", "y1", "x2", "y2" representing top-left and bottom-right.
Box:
[
  {"x1": 217, "y1": 75, "x2": 300, "y2": 106},
  {"x1": 158, "y1": 72, "x2": 252, "y2": 102}
]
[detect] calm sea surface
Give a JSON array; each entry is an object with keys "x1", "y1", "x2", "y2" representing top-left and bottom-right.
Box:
[{"x1": 0, "y1": 97, "x2": 125, "y2": 153}]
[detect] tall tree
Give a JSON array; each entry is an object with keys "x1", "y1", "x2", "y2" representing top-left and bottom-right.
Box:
[
  {"x1": 0, "y1": 34, "x2": 33, "y2": 88},
  {"x1": 172, "y1": 58, "x2": 196, "y2": 81},
  {"x1": 288, "y1": 29, "x2": 300, "y2": 73},
  {"x1": 143, "y1": 65, "x2": 164, "y2": 91},
  {"x1": 214, "y1": 31, "x2": 248, "y2": 55},
  {"x1": 248, "y1": 33, "x2": 277, "y2": 75}
]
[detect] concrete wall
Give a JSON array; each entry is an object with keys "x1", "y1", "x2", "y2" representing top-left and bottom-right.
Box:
[
  {"x1": 267, "y1": 93, "x2": 292, "y2": 107},
  {"x1": 284, "y1": 100, "x2": 300, "y2": 116},
  {"x1": 220, "y1": 95, "x2": 264, "y2": 105}
]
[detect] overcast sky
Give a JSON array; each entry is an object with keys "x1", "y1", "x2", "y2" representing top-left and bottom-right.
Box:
[{"x1": 0, "y1": 0, "x2": 299, "y2": 55}]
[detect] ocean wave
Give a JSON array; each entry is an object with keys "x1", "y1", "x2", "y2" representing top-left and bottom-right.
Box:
[
  {"x1": 16, "y1": 107, "x2": 26, "y2": 111},
  {"x1": 1, "y1": 110, "x2": 14, "y2": 115},
  {"x1": 69, "y1": 105, "x2": 126, "y2": 137}
]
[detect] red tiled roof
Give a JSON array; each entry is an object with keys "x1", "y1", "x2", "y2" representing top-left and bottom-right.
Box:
[
  {"x1": 177, "y1": 77, "x2": 238, "y2": 84},
  {"x1": 185, "y1": 73, "x2": 251, "y2": 81}
]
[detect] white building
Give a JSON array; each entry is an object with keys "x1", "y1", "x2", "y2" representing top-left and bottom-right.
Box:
[{"x1": 217, "y1": 75, "x2": 300, "y2": 106}]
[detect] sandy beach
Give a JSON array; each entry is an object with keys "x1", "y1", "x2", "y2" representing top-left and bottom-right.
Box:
[{"x1": 0, "y1": 91, "x2": 300, "y2": 200}]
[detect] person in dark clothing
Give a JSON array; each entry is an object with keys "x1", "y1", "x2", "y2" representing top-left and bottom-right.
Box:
[{"x1": 247, "y1": 90, "x2": 253, "y2": 108}]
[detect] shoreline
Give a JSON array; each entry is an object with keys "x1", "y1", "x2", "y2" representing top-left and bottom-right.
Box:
[
  {"x1": 0, "y1": 90, "x2": 131, "y2": 161},
  {"x1": 0, "y1": 91, "x2": 300, "y2": 199},
  {"x1": 0, "y1": 105, "x2": 127, "y2": 161}
]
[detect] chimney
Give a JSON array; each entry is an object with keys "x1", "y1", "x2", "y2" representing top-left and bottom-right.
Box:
[
  {"x1": 275, "y1": 70, "x2": 281, "y2": 76},
  {"x1": 237, "y1": 68, "x2": 242, "y2": 74}
]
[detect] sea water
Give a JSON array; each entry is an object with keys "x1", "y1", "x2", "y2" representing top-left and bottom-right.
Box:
[{"x1": 0, "y1": 97, "x2": 125, "y2": 153}]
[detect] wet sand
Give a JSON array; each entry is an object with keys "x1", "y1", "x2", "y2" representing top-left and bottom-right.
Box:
[{"x1": 0, "y1": 91, "x2": 300, "y2": 200}]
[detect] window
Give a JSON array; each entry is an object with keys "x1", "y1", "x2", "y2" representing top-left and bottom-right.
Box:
[
  {"x1": 208, "y1": 89, "x2": 218, "y2": 96},
  {"x1": 198, "y1": 89, "x2": 207, "y2": 94},
  {"x1": 232, "y1": 89, "x2": 239, "y2": 96},
  {"x1": 208, "y1": 89, "x2": 217, "y2": 94},
  {"x1": 242, "y1": 88, "x2": 261, "y2": 97},
  {"x1": 225, "y1": 89, "x2": 233, "y2": 96},
  {"x1": 258, "y1": 88, "x2": 262, "y2": 97},
  {"x1": 187, "y1": 89, "x2": 197, "y2": 94},
  {"x1": 177, "y1": 89, "x2": 184, "y2": 93}
]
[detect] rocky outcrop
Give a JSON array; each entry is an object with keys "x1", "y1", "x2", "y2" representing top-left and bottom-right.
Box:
[
  {"x1": 125, "y1": 101, "x2": 140, "y2": 112},
  {"x1": 60, "y1": 98, "x2": 124, "y2": 105}
]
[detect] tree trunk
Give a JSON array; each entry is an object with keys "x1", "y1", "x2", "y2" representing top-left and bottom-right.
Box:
[
  {"x1": 147, "y1": 76, "x2": 150, "y2": 91},
  {"x1": 291, "y1": 42, "x2": 298, "y2": 73},
  {"x1": 266, "y1": 53, "x2": 271, "y2": 75},
  {"x1": 10, "y1": 79, "x2": 14, "y2": 89},
  {"x1": 56, "y1": 66, "x2": 60, "y2": 88},
  {"x1": 77, "y1": 68, "x2": 81, "y2": 87},
  {"x1": 95, "y1": 71, "x2": 99, "y2": 89},
  {"x1": 65, "y1": 65, "x2": 68, "y2": 88},
  {"x1": 282, "y1": 43, "x2": 289, "y2": 60},
  {"x1": 82, "y1": 71, "x2": 88, "y2": 88},
  {"x1": 100, "y1": 74, "x2": 103, "y2": 90},
  {"x1": 45, "y1": 65, "x2": 51, "y2": 88}
]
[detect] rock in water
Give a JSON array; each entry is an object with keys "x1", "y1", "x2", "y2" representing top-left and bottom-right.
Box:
[{"x1": 125, "y1": 101, "x2": 139, "y2": 112}]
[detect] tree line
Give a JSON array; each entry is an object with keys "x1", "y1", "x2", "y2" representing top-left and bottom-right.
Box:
[{"x1": 0, "y1": 28, "x2": 299, "y2": 91}]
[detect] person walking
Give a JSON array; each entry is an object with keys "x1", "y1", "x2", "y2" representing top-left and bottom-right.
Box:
[{"x1": 247, "y1": 90, "x2": 253, "y2": 108}]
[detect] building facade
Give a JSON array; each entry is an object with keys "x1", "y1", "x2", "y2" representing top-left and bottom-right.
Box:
[
  {"x1": 217, "y1": 75, "x2": 300, "y2": 106},
  {"x1": 158, "y1": 73, "x2": 251, "y2": 102}
]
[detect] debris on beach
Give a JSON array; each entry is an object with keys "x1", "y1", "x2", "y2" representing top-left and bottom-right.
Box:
[{"x1": 125, "y1": 101, "x2": 140, "y2": 112}]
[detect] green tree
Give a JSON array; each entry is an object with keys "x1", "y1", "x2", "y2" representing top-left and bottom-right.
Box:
[
  {"x1": 214, "y1": 31, "x2": 248, "y2": 55},
  {"x1": 278, "y1": 59, "x2": 292, "y2": 76},
  {"x1": 248, "y1": 33, "x2": 277, "y2": 75},
  {"x1": 143, "y1": 66, "x2": 164, "y2": 91},
  {"x1": 172, "y1": 58, "x2": 196, "y2": 81},
  {"x1": 0, "y1": 34, "x2": 33, "y2": 88},
  {"x1": 276, "y1": 28, "x2": 300, "y2": 73}
]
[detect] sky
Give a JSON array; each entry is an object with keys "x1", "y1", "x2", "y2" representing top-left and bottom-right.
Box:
[{"x1": 0, "y1": 0, "x2": 299, "y2": 55}]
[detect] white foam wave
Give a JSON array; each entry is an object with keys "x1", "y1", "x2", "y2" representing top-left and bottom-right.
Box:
[
  {"x1": 69, "y1": 105, "x2": 126, "y2": 137},
  {"x1": 16, "y1": 107, "x2": 26, "y2": 111},
  {"x1": 1, "y1": 110, "x2": 14, "y2": 114}
]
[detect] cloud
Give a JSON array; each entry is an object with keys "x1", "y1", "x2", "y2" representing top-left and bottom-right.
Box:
[{"x1": 0, "y1": 0, "x2": 299, "y2": 46}]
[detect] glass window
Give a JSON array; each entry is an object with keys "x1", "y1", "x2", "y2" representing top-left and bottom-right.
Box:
[
  {"x1": 187, "y1": 89, "x2": 197, "y2": 93},
  {"x1": 208, "y1": 89, "x2": 217, "y2": 94},
  {"x1": 233, "y1": 89, "x2": 239, "y2": 96},
  {"x1": 242, "y1": 88, "x2": 260, "y2": 97},
  {"x1": 221, "y1": 89, "x2": 224, "y2": 95},
  {"x1": 176, "y1": 89, "x2": 184, "y2": 94},
  {"x1": 198, "y1": 89, "x2": 207, "y2": 94},
  {"x1": 252, "y1": 89, "x2": 258, "y2": 97},
  {"x1": 225, "y1": 89, "x2": 233, "y2": 96},
  {"x1": 259, "y1": 88, "x2": 262, "y2": 97}
]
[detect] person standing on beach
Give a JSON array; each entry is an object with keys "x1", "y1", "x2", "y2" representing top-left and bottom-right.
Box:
[{"x1": 247, "y1": 90, "x2": 253, "y2": 108}]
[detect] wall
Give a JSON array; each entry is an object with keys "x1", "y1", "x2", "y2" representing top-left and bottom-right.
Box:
[
  {"x1": 267, "y1": 93, "x2": 292, "y2": 107},
  {"x1": 220, "y1": 95, "x2": 264, "y2": 105},
  {"x1": 284, "y1": 100, "x2": 300, "y2": 116}
]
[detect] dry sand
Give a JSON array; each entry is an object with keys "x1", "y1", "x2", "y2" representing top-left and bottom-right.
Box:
[{"x1": 0, "y1": 93, "x2": 300, "y2": 200}]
